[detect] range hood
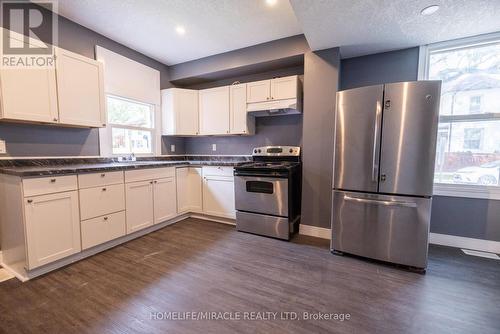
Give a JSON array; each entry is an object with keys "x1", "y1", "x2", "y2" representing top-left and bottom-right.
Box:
[{"x1": 247, "y1": 98, "x2": 302, "y2": 117}]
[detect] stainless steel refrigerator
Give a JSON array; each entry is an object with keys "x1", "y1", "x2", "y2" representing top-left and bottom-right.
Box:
[{"x1": 331, "y1": 81, "x2": 441, "y2": 269}]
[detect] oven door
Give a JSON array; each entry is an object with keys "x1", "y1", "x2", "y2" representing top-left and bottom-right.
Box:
[{"x1": 234, "y1": 175, "x2": 288, "y2": 217}]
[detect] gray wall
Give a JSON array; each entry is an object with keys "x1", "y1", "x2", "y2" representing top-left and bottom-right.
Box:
[
  {"x1": 182, "y1": 115, "x2": 302, "y2": 155},
  {"x1": 340, "y1": 47, "x2": 419, "y2": 90},
  {"x1": 0, "y1": 6, "x2": 171, "y2": 157},
  {"x1": 301, "y1": 49, "x2": 340, "y2": 228},
  {"x1": 339, "y1": 47, "x2": 500, "y2": 242}
]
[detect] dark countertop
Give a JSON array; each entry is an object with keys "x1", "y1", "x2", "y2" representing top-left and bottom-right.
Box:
[{"x1": 0, "y1": 160, "x2": 247, "y2": 177}]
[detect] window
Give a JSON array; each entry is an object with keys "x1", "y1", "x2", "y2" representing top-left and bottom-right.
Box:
[
  {"x1": 469, "y1": 95, "x2": 482, "y2": 114},
  {"x1": 107, "y1": 96, "x2": 155, "y2": 155},
  {"x1": 422, "y1": 33, "x2": 500, "y2": 198}
]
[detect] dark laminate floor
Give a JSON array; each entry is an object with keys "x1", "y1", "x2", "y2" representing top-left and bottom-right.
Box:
[{"x1": 1, "y1": 218, "x2": 499, "y2": 334}]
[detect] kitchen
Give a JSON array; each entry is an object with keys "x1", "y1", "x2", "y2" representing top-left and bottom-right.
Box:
[{"x1": 0, "y1": 1, "x2": 499, "y2": 333}]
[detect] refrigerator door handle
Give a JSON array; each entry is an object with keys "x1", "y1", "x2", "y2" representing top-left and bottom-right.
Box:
[
  {"x1": 344, "y1": 195, "x2": 418, "y2": 208},
  {"x1": 371, "y1": 100, "x2": 382, "y2": 182}
]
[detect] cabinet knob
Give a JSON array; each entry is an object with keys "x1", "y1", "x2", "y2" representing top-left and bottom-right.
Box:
[
  {"x1": 53, "y1": 118, "x2": 58, "y2": 122},
  {"x1": 102, "y1": 187, "x2": 107, "y2": 191},
  {"x1": 154, "y1": 180, "x2": 158, "y2": 183},
  {"x1": 101, "y1": 173, "x2": 105, "y2": 177},
  {"x1": 50, "y1": 179, "x2": 56, "y2": 183},
  {"x1": 150, "y1": 181, "x2": 154, "y2": 184},
  {"x1": 27, "y1": 199, "x2": 33, "y2": 203},
  {"x1": 266, "y1": 97, "x2": 270, "y2": 100},
  {"x1": 103, "y1": 216, "x2": 108, "y2": 221}
]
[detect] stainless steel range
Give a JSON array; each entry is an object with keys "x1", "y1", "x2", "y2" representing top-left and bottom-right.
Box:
[{"x1": 234, "y1": 146, "x2": 301, "y2": 240}]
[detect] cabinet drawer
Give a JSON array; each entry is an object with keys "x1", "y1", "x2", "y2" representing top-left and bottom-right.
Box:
[
  {"x1": 81, "y1": 211, "x2": 126, "y2": 250},
  {"x1": 78, "y1": 171, "x2": 124, "y2": 189},
  {"x1": 23, "y1": 175, "x2": 78, "y2": 197},
  {"x1": 125, "y1": 167, "x2": 175, "y2": 183},
  {"x1": 202, "y1": 166, "x2": 234, "y2": 177},
  {"x1": 79, "y1": 183, "x2": 125, "y2": 220}
]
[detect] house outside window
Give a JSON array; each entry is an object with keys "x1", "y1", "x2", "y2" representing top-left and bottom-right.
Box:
[
  {"x1": 421, "y1": 33, "x2": 500, "y2": 198},
  {"x1": 107, "y1": 96, "x2": 155, "y2": 155}
]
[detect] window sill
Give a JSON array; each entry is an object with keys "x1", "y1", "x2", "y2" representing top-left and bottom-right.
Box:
[{"x1": 433, "y1": 183, "x2": 500, "y2": 201}]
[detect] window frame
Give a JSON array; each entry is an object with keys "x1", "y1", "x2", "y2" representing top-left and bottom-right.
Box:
[
  {"x1": 418, "y1": 32, "x2": 500, "y2": 200},
  {"x1": 99, "y1": 94, "x2": 161, "y2": 157}
]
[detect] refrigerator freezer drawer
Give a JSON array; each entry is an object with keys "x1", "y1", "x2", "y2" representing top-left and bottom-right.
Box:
[{"x1": 331, "y1": 190, "x2": 431, "y2": 268}]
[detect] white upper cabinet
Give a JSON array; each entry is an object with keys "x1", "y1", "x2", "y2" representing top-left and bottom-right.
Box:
[
  {"x1": 246, "y1": 75, "x2": 299, "y2": 103},
  {"x1": 199, "y1": 86, "x2": 230, "y2": 135},
  {"x1": 230, "y1": 83, "x2": 254, "y2": 135},
  {"x1": 247, "y1": 79, "x2": 271, "y2": 103},
  {"x1": 55, "y1": 48, "x2": 106, "y2": 127},
  {"x1": 270, "y1": 75, "x2": 298, "y2": 100},
  {"x1": 161, "y1": 88, "x2": 199, "y2": 136},
  {"x1": 0, "y1": 35, "x2": 59, "y2": 123}
]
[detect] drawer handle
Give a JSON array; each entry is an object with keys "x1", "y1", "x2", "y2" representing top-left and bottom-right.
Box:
[
  {"x1": 101, "y1": 173, "x2": 106, "y2": 177},
  {"x1": 27, "y1": 199, "x2": 33, "y2": 203},
  {"x1": 50, "y1": 179, "x2": 56, "y2": 183},
  {"x1": 103, "y1": 216, "x2": 108, "y2": 221},
  {"x1": 102, "y1": 188, "x2": 107, "y2": 191}
]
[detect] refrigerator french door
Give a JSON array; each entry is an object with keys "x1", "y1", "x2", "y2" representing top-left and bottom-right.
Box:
[{"x1": 332, "y1": 81, "x2": 441, "y2": 269}]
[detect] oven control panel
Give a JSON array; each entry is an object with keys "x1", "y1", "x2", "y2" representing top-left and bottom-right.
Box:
[{"x1": 252, "y1": 146, "x2": 301, "y2": 157}]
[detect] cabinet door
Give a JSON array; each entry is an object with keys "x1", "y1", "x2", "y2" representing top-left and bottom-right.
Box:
[
  {"x1": 199, "y1": 86, "x2": 230, "y2": 135},
  {"x1": 230, "y1": 83, "x2": 253, "y2": 134},
  {"x1": 153, "y1": 177, "x2": 177, "y2": 224},
  {"x1": 176, "y1": 89, "x2": 199, "y2": 135},
  {"x1": 0, "y1": 67, "x2": 58, "y2": 123},
  {"x1": 176, "y1": 168, "x2": 189, "y2": 213},
  {"x1": 188, "y1": 168, "x2": 203, "y2": 212},
  {"x1": 247, "y1": 79, "x2": 270, "y2": 103},
  {"x1": 24, "y1": 191, "x2": 81, "y2": 269},
  {"x1": 125, "y1": 180, "x2": 154, "y2": 234},
  {"x1": 202, "y1": 176, "x2": 235, "y2": 219},
  {"x1": 271, "y1": 76, "x2": 297, "y2": 100},
  {"x1": 56, "y1": 48, "x2": 105, "y2": 127}
]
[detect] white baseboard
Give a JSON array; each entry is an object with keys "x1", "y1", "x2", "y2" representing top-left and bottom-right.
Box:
[
  {"x1": 430, "y1": 233, "x2": 500, "y2": 254},
  {"x1": 299, "y1": 225, "x2": 331, "y2": 239}
]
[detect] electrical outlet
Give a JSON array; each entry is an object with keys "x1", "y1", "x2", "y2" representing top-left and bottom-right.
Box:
[
  {"x1": 212, "y1": 144, "x2": 217, "y2": 151},
  {"x1": 170, "y1": 144, "x2": 175, "y2": 152},
  {"x1": 0, "y1": 139, "x2": 6, "y2": 154}
]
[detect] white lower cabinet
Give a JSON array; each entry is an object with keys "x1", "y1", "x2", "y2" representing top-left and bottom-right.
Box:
[
  {"x1": 125, "y1": 180, "x2": 155, "y2": 234},
  {"x1": 24, "y1": 191, "x2": 81, "y2": 269},
  {"x1": 153, "y1": 177, "x2": 177, "y2": 224},
  {"x1": 81, "y1": 211, "x2": 126, "y2": 250},
  {"x1": 202, "y1": 167, "x2": 235, "y2": 219},
  {"x1": 125, "y1": 167, "x2": 177, "y2": 233},
  {"x1": 176, "y1": 167, "x2": 203, "y2": 214}
]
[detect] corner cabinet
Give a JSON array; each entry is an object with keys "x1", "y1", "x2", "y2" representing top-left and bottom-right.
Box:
[
  {"x1": 55, "y1": 48, "x2": 106, "y2": 127},
  {"x1": 202, "y1": 167, "x2": 235, "y2": 219},
  {"x1": 199, "y1": 86, "x2": 230, "y2": 135},
  {"x1": 176, "y1": 167, "x2": 203, "y2": 214},
  {"x1": 161, "y1": 88, "x2": 199, "y2": 136}
]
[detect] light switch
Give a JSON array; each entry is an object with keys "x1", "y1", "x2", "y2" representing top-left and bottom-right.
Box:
[
  {"x1": 0, "y1": 139, "x2": 6, "y2": 154},
  {"x1": 212, "y1": 144, "x2": 217, "y2": 151},
  {"x1": 170, "y1": 144, "x2": 175, "y2": 152}
]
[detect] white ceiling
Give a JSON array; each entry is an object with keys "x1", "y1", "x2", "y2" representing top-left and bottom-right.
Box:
[
  {"x1": 56, "y1": 0, "x2": 500, "y2": 65},
  {"x1": 56, "y1": 0, "x2": 302, "y2": 65},
  {"x1": 290, "y1": 0, "x2": 500, "y2": 58}
]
